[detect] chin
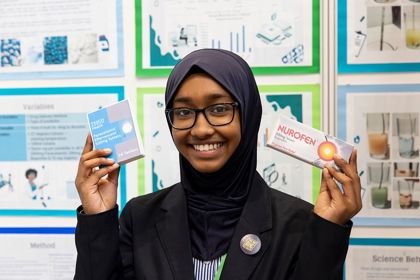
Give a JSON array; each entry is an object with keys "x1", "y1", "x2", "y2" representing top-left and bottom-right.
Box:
[{"x1": 191, "y1": 163, "x2": 223, "y2": 174}]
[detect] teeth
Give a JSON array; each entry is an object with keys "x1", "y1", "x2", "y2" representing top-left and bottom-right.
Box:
[{"x1": 194, "y1": 143, "x2": 222, "y2": 151}]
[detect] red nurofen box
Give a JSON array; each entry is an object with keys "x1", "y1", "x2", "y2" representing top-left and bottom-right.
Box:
[{"x1": 266, "y1": 114, "x2": 353, "y2": 171}]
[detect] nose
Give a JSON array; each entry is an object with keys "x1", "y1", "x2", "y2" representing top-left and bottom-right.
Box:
[{"x1": 190, "y1": 111, "x2": 214, "y2": 138}]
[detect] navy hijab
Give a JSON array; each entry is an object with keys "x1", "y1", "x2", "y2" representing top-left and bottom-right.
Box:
[{"x1": 165, "y1": 49, "x2": 262, "y2": 261}]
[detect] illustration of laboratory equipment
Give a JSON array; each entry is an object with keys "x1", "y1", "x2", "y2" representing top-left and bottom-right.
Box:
[
  {"x1": 256, "y1": 13, "x2": 292, "y2": 45},
  {"x1": 0, "y1": 173, "x2": 13, "y2": 191},
  {"x1": 263, "y1": 163, "x2": 279, "y2": 187}
]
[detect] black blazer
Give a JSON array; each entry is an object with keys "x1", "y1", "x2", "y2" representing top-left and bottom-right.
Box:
[{"x1": 74, "y1": 172, "x2": 352, "y2": 280}]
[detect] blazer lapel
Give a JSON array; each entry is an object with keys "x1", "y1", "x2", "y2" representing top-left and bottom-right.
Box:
[
  {"x1": 221, "y1": 173, "x2": 273, "y2": 280},
  {"x1": 156, "y1": 184, "x2": 195, "y2": 280}
]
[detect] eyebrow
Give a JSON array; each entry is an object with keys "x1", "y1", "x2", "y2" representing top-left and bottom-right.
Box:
[{"x1": 173, "y1": 93, "x2": 232, "y2": 104}]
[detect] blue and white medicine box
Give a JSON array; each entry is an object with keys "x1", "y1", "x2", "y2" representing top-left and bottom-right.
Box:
[{"x1": 87, "y1": 99, "x2": 145, "y2": 165}]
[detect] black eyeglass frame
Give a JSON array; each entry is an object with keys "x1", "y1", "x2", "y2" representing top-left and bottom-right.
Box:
[{"x1": 165, "y1": 102, "x2": 239, "y2": 130}]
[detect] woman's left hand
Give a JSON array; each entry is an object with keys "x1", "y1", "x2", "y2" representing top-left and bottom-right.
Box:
[{"x1": 314, "y1": 148, "x2": 362, "y2": 225}]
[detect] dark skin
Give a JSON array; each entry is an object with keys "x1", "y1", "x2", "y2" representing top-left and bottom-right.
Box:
[
  {"x1": 315, "y1": 151, "x2": 362, "y2": 225},
  {"x1": 75, "y1": 132, "x2": 362, "y2": 224},
  {"x1": 75, "y1": 132, "x2": 120, "y2": 214},
  {"x1": 75, "y1": 75, "x2": 362, "y2": 223}
]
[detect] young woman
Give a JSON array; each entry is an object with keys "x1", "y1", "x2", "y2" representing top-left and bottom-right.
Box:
[{"x1": 74, "y1": 49, "x2": 362, "y2": 280}]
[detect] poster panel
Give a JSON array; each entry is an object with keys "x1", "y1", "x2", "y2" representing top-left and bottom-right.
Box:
[
  {"x1": 338, "y1": 84, "x2": 420, "y2": 226},
  {"x1": 137, "y1": 85, "x2": 321, "y2": 204},
  {"x1": 0, "y1": 227, "x2": 76, "y2": 280},
  {"x1": 338, "y1": 0, "x2": 420, "y2": 73},
  {"x1": 0, "y1": 87, "x2": 126, "y2": 216},
  {"x1": 345, "y1": 238, "x2": 420, "y2": 280},
  {"x1": 0, "y1": 0, "x2": 124, "y2": 79},
  {"x1": 136, "y1": 0, "x2": 320, "y2": 76}
]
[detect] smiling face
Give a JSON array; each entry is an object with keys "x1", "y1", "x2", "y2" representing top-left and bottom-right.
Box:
[{"x1": 171, "y1": 72, "x2": 241, "y2": 173}]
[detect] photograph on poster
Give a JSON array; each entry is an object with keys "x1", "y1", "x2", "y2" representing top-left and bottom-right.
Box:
[
  {"x1": 338, "y1": 84, "x2": 420, "y2": 225},
  {"x1": 0, "y1": 0, "x2": 123, "y2": 80},
  {"x1": 345, "y1": 238, "x2": 420, "y2": 280},
  {"x1": 338, "y1": 0, "x2": 420, "y2": 72},
  {"x1": 0, "y1": 228, "x2": 76, "y2": 280},
  {"x1": 0, "y1": 87, "x2": 125, "y2": 216},
  {"x1": 136, "y1": 0, "x2": 319, "y2": 76},
  {"x1": 137, "y1": 85, "x2": 320, "y2": 204}
]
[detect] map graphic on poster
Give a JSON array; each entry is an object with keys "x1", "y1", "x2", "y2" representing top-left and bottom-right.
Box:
[
  {"x1": 136, "y1": 0, "x2": 319, "y2": 76},
  {"x1": 338, "y1": 84, "x2": 420, "y2": 226},
  {"x1": 339, "y1": 0, "x2": 420, "y2": 72},
  {"x1": 0, "y1": 87, "x2": 125, "y2": 216},
  {"x1": 137, "y1": 85, "x2": 320, "y2": 204},
  {"x1": 0, "y1": 0, "x2": 123, "y2": 79}
]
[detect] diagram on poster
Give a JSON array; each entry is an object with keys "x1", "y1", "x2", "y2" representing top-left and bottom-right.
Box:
[
  {"x1": 338, "y1": 84, "x2": 420, "y2": 225},
  {"x1": 0, "y1": 0, "x2": 122, "y2": 79},
  {"x1": 0, "y1": 87, "x2": 124, "y2": 216},
  {"x1": 138, "y1": 90, "x2": 179, "y2": 194},
  {"x1": 137, "y1": 86, "x2": 320, "y2": 204},
  {"x1": 137, "y1": 0, "x2": 318, "y2": 75},
  {"x1": 257, "y1": 90, "x2": 317, "y2": 202},
  {"x1": 339, "y1": 0, "x2": 420, "y2": 72}
]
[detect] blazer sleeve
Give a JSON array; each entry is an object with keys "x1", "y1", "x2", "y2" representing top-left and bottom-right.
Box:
[
  {"x1": 292, "y1": 212, "x2": 352, "y2": 280},
  {"x1": 73, "y1": 206, "x2": 125, "y2": 280}
]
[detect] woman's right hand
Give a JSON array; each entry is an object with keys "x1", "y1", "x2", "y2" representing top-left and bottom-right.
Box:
[{"x1": 75, "y1": 133, "x2": 120, "y2": 214}]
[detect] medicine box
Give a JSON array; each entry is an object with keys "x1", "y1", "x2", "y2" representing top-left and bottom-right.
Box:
[
  {"x1": 266, "y1": 114, "x2": 353, "y2": 171},
  {"x1": 87, "y1": 99, "x2": 145, "y2": 165}
]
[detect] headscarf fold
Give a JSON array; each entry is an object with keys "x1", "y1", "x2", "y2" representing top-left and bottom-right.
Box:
[{"x1": 165, "y1": 49, "x2": 262, "y2": 261}]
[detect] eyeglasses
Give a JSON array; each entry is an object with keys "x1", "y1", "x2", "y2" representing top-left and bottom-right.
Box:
[{"x1": 165, "y1": 102, "x2": 239, "y2": 130}]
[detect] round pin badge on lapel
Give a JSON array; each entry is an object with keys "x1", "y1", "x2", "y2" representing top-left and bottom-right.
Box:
[{"x1": 240, "y1": 234, "x2": 261, "y2": 255}]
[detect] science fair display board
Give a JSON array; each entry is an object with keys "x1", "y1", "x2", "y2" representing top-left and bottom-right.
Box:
[
  {"x1": 345, "y1": 238, "x2": 420, "y2": 280},
  {"x1": 136, "y1": 0, "x2": 320, "y2": 76},
  {"x1": 137, "y1": 85, "x2": 321, "y2": 204},
  {"x1": 0, "y1": 228, "x2": 77, "y2": 280},
  {"x1": 0, "y1": 0, "x2": 124, "y2": 80},
  {"x1": 0, "y1": 87, "x2": 126, "y2": 216},
  {"x1": 338, "y1": 84, "x2": 420, "y2": 226},
  {"x1": 338, "y1": 0, "x2": 420, "y2": 73}
]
